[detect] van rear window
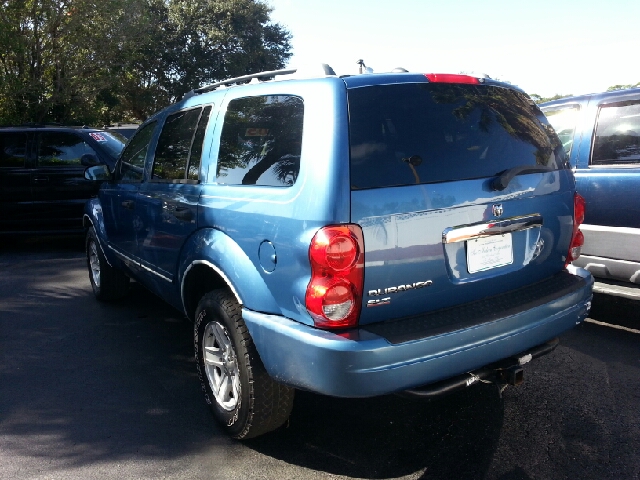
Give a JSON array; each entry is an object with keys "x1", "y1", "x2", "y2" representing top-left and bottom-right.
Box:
[{"x1": 348, "y1": 83, "x2": 566, "y2": 189}]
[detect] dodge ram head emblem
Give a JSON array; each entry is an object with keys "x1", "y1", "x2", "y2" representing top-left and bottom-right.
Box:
[{"x1": 492, "y1": 204, "x2": 504, "y2": 217}]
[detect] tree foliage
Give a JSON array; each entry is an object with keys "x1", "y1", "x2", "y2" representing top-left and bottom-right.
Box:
[
  {"x1": 529, "y1": 93, "x2": 573, "y2": 104},
  {"x1": 0, "y1": 0, "x2": 291, "y2": 125},
  {"x1": 530, "y1": 82, "x2": 640, "y2": 104},
  {"x1": 607, "y1": 82, "x2": 640, "y2": 92}
]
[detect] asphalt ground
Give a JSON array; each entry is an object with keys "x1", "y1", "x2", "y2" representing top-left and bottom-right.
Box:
[{"x1": 1, "y1": 236, "x2": 639, "y2": 480}]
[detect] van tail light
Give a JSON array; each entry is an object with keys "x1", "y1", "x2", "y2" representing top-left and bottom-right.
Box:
[
  {"x1": 566, "y1": 193, "x2": 586, "y2": 267},
  {"x1": 425, "y1": 73, "x2": 480, "y2": 84},
  {"x1": 306, "y1": 225, "x2": 364, "y2": 329}
]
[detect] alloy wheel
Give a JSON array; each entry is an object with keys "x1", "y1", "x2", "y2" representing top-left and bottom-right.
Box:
[
  {"x1": 202, "y1": 320, "x2": 241, "y2": 411},
  {"x1": 88, "y1": 240, "x2": 101, "y2": 288}
]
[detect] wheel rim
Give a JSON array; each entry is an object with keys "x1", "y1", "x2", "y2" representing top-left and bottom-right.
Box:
[
  {"x1": 202, "y1": 320, "x2": 240, "y2": 411},
  {"x1": 88, "y1": 240, "x2": 101, "y2": 288}
]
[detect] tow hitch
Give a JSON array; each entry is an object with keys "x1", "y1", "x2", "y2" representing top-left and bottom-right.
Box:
[
  {"x1": 397, "y1": 337, "x2": 558, "y2": 398},
  {"x1": 497, "y1": 365, "x2": 524, "y2": 386}
]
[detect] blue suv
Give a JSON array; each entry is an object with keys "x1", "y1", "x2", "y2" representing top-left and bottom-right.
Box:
[
  {"x1": 541, "y1": 87, "x2": 640, "y2": 287},
  {"x1": 83, "y1": 67, "x2": 593, "y2": 439}
]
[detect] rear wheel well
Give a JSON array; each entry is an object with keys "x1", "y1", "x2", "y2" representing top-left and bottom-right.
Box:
[{"x1": 182, "y1": 263, "x2": 234, "y2": 321}]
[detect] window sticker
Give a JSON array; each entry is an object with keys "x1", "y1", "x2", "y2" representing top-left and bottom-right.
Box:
[
  {"x1": 90, "y1": 132, "x2": 107, "y2": 142},
  {"x1": 245, "y1": 128, "x2": 270, "y2": 137}
]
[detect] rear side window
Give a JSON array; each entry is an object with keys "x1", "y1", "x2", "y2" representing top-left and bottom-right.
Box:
[
  {"x1": 592, "y1": 101, "x2": 640, "y2": 165},
  {"x1": 37, "y1": 132, "x2": 97, "y2": 166},
  {"x1": 152, "y1": 106, "x2": 211, "y2": 182},
  {"x1": 216, "y1": 95, "x2": 303, "y2": 186},
  {"x1": 0, "y1": 133, "x2": 27, "y2": 167},
  {"x1": 542, "y1": 105, "x2": 580, "y2": 156},
  {"x1": 348, "y1": 83, "x2": 565, "y2": 189}
]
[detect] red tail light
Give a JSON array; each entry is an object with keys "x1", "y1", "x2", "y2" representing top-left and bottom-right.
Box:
[
  {"x1": 306, "y1": 225, "x2": 364, "y2": 329},
  {"x1": 566, "y1": 193, "x2": 586, "y2": 267},
  {"x1": 425, "y1": 73, "x2": 480, "y2": 84}
]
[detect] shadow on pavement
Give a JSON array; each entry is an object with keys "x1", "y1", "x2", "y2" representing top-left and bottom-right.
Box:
[
  {"x1": 248, "y1": 384, "x2": 505, "y2": 479},
  {"x1": 1, "y1": 245, "x2": 506, "y2": 479},
  {"x1": 0, "y1": 234, "x2": 85, "y2": 255}
]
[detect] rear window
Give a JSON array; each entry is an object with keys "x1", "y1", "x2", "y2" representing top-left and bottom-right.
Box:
[{"x1": 348, "y1": 83, "x2": 566, "y2": 189}]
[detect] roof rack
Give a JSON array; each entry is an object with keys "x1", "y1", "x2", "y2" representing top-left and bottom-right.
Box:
[
  {"x1": 21, "y1": 122, "x2": 63, "y2": 127},
  {"x1": 183, "y1": 64, "x2": 336, "y2": 100},
  {"x1": 0, "y1": 122, "x2": 94, "y2": 129}
]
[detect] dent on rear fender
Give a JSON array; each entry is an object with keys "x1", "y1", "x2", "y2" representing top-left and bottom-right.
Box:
[{"x1": 179, "y1": 228, "x2": 281, "y2": 314}]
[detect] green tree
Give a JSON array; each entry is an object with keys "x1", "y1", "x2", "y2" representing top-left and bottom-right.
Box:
[
  {"x1": 607, "y1": 82, "x2": 640, "y2": 91},
  {"x1": 530, "y1": 93, "x2": 573, "y2": 104},
  {"x1": 0, "y1": 0, "x2": 292, "y2": 125}
]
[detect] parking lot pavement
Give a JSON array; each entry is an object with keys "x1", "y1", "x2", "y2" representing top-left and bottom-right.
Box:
[{"x1": 1, "y1": 239, "x2": 639, "y2": 479}]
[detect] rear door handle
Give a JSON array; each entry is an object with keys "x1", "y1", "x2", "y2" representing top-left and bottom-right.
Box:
[
  {"x1": 121, "y1": 200, "x2": 135, "y2": 209},
  {"x1": 174, "y1": 207, "x2": 193, "y2": 221}
]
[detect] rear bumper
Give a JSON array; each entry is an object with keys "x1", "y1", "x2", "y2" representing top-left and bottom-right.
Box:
[
  {"x1": 243, "y1": 266, "x2": 593, "y2": 398},
  {"x1": 575, "y1": 254, "x2": 640, "y2": 285}
]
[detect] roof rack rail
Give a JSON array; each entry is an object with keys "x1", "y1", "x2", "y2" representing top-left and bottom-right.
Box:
[
  {"x1": 19, "y1": 122, "x2": 64, "y2": 128},
  {"x1": 183, "y1": 64, "x2": 336, "y2": 100}
]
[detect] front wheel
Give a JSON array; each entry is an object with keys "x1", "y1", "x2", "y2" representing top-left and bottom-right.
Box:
[
  {"x1": 195, "y1": 289, "x2": 294, "y2": 439},
  {"x1": 86, "y1": 226, "x2": 129, "y2": 301}
]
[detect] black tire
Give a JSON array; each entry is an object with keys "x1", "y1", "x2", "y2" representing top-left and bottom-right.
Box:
[
  {"x1": 86, "y1": 226, "x2": 129, "y2": 301},
  {"x1": 195, "y1": 289, "x2": 294, "y2": 439}
]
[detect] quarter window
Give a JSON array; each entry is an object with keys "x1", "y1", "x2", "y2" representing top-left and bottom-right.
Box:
[
  {"x1": 0, "y1": 133, "x2": 28, "y2": 167},
  {"x1": 217, "y1": 95, "x2": 304, "y2": 186},
  {"x1": 543, "y1": 105, "x2": 580, "y2": 157},
  {"x1": 152, "y1": 106, "x2": 211, "y2": 182},
  {"x1": 116, "y1": 121, "x2": 156, "y2": 182},
  {"x1": 37, "y1": 132, "x2": 97, "y2": 166},
  {"x1": 592, "y1": 102, "x2": 640, "y2": 165}
]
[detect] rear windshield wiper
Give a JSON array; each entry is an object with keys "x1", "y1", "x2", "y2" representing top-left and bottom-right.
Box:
[{"x1": 490, "y1": 165, "x2": 554, "y2": 191}]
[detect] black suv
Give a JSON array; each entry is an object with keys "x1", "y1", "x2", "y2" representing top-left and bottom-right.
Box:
[{"x1": 0, "y1": 125, "x2": 127, "y2": 235}]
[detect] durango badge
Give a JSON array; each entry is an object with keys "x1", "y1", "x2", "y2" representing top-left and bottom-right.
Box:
[{"x1": 368, "y1": 280, "x2": 433, "y2": 297}]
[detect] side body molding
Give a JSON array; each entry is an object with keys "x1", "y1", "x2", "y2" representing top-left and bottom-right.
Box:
[{"x1": 178, "y1": 228, "x2": 281, "y2": 314}]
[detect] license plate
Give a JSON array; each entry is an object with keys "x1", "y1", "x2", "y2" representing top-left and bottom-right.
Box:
[{"x1": 467, "y1": 233, "x2": 513, "y2": 274}]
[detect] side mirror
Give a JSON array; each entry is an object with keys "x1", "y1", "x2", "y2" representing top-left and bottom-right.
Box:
[
  {"x1": 84, "y1": 164, "x2": 111, "y2": 181},
  {"x1": 81, "y1": 153, "x2": 101, "y2": 167}
]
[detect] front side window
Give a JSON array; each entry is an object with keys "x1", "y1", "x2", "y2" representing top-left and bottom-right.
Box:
[
  {"x1": 37, "y1": 132, "x2": 97, "y2": 166},
  {"x1": 152, "y1": 106, "x2": 211, "y2": 182},
  {"x1": 116, "y1": 121, "x2": 156, "y2": 182},
  {"x1": 0, "y1": 133, "x2": 28, "y2": 167},
  {"x1": 217, "y1": 95, "x2": 304, "y2": 186},
  {"x1": 348, "y1": 83, "x2": 566, "y2": 190},
  {"x1": 592, "y1": 101, "x2": 640, "y2": 165},
  {"x1": 542, "y1": 105, "x2": 580, "y2": 156}
]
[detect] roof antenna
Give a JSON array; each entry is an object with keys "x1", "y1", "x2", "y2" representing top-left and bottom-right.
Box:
[{"x1": 357, "y1": 59, "x2": 366, "y2": 74}]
